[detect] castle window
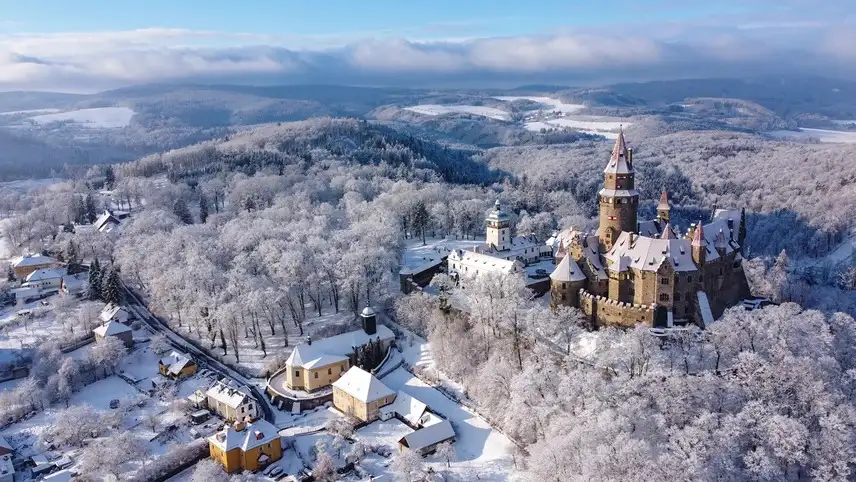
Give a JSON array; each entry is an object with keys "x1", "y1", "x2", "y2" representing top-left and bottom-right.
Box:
[
  {"x1": 561, "y1": 283, "x2": 566, "y2": 289},
  {"x1": 659, "y1": 293, "x2": 670, "y2": 302},
  {"x1": 314, "y1": 372, "x2": 319, "y2": 379},
  {"x1": 661, "y1": 277, "x2": 670, "y2": 285},
  {"x1": 294, "y1": 370, "x2": 300, "y2": 377},
  {"x1": 328, "y1": 368, "x2": 332, "y2": 375},
  {"x1": 687, "y1": 276, "x2": 692, "y2": 282}
]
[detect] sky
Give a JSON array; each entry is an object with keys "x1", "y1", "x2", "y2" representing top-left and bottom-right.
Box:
[{"x1": 0, "y1": 0, "x2": 854, "y2": 92}]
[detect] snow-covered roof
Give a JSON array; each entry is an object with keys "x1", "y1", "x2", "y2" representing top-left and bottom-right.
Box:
[
  {"x1": 598, "y1": 188, "x2": 639, "y2": 198},
  {"x1": 286, "y1": 325, "x2": 394, "y2": 370},
  {"x1": 399, "y1": 419, "x2": 455, "y2": 451},
  {"x1": 549, "y1": 254, "x2": 586, "y2": 282},
  {"x1": 548, "y1": 227, "x2": 585, "y2": 251},
  {"x1": 206, "y1": 379, "x2": 254, "y2": 408},
  {"x1": 382, "y1": 390, "x2": 428, "y2": 426},
  {"x1": 159, "y1": 351, "x2": 194, "y2": 375},
  {"x1": 581, "y1": 236, "x2": 607, "y2": 280},
  {"x1": 332, "y1": 366, "x2": 395, "y2": 403},
  {"x1": 11, "y1": 254, "x2": 55, "y2": 268},
  {"x1": 209, "y1": 419, "x2": 280, "y2": 453},
  {"x1": 603, "y1": 130, "x2": 633, "y2": 174},
  {"x1": 447, "y1": 249, "x2": 523, "y2": 275},
  {"x1": 0, "y1": 454, "x2": 14, "y2": 478},
  {"x1": 44, "y1": 469, "x2": 73, "y2": 482},
  {"x1": 361, "y1": 306, "x2": 376, "y2": 317},
  {"x1": 62, "y1": 272, "x2": 89, "y2": 290},
  {"x1": 93, "y1": 320, "x2": 132, "y2": 337},
  {"x1": 485, "y1": 199, "x2": 510, "y2": 223},
  {"x1": 0, "y1": 436, "x2": 12, "y2": 454},
  {"x1": 99, "y1": 304, "x2": 130, "y2": 323},
  {"x1": 605, "y1": 232, "x2": 697, "y2": 272},
  {"x1": 25, "y1": 267, "x2": 66, "y2": 282},
  {"x1": 697, "y1": 291, "x2": 714, "y2": 326},
  {"x1": 95, "y1": 211, "x2": 121, "y2": 232}
]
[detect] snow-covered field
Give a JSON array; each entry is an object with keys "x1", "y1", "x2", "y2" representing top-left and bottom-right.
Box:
[
  {"x1": 494, "y1": 95, "x2": 586, "y2": 114},
  {"x1": 403, "y1": 104, "x2": 510, "y2": 121},
  {"x1": 768, "y1": 128, "x2": 856, "y2": 144},
  {"x1": 28, "y1": 107, "x2": 136, "y2": 128},
  {"x1": 525, "y1": 117, "x2": 631, "y2": 138}
]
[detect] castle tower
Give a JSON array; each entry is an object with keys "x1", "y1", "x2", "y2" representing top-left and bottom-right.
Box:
[
  {"x1": 598, "y1": 130, "x2": 638, "y2": 251},
  {"x1": 657, "y1": 191, "x2": 671, "y2": 223},
  {"x1": 691, "y1": 221, "x2": 706, "y2": 266},
  {"x1": 485, "y1": 199, "x2": 511, "y2": 251}
]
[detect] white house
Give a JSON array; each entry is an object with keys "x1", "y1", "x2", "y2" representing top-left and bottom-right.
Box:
[
  {"x1": 206, "y1": 380, "x2": 259, "y2": 422},
  {"x1": 61, "y1": 272, "x2": 89, "y2": 296},
  {"x1": 93, "y1": 320, "x2": 134, "y2": 348},
  {"x1": 447, "y1": 249, "x2": 524, "y2": 280},
  {"x1": 23, "y1": 267, "x2": 67, "y2": 291}
]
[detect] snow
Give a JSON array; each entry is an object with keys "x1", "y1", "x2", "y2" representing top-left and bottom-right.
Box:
[
  {"x1": 493, "y1": 96, "x2": 586, "y2": 113},
  {"x1": 381, "y1": 391, "x2": 427, "y2": 426},
  {"x1": 697, "y1": 291, "x2": 714, "y2": 326},
  {"x1": 286, "y1": 325, "x2": 395, "y2": 370},
  {"x1": 767, "y1": 128, "x2": 856, "y2": 144},
  {"x1": 403, "y1": 236, "x2": 485, "y2": 273},
  {"x1": 545, "y1": 117, "x2": 628, "y2": 132},
  {"x1": 400, "y1": 419, "x2": 455, "y2": 452},
  {"x1": 403, "y1": 105, "x2": 510, "y2": 121},
  {"x1": 332, "y1": 367, "x2": 394, "y2": 403},
  {"x1": 28, "y1": 107, "x2": 136, "y2": 128},
  {"x1": 93, "y1": 320, "x2": 132, "y2": 337}
]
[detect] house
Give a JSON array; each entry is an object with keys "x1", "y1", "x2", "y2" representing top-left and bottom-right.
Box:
[
  {"x1": 23, "y1": 267, "x2": 67, "y2": 291},
  {"x1": 188, "y1": 390, "x2": 208, "y2": 409},
  {"x1": 61, "y1": 272, "x2": 89, "y2": 296},
  {"x1": 208, "y1": 418, "x2": 282, "y2": 473},
  {"x1": 206, "y1": 380, "x2": 259, "y2": 422},
  {"x1": 10, "y1": 254, "x2": 55, "y2": 278},
  {"x1": 398, "y1": 419, "x2": 456, "y2": 456},
  {"x1": 0, "y1": 454, "x2": 13, "y2": 482},
  {"x1": 0, "y1": 437, "x2": 12, "y2": 456},
  {"x1": 158, "y1": 351, "x2": 197, "y2": 379},
  {"x1": 332, "y1": 366, "x2": 396, "y2": 422},
  {"x1": 284, "y1": 307, "x2": 395, "y2": 392},
  {"x1": 43, "y1": 469, "x2": 75, "y2": 482},
  {"x1": 100, "y1": 304, "x2": 132, "y2": 324},
  {"x1": 93, "y1": 320, "x2": 134, "y2": 348},
  {"x1": 380, "y1": 391, "x2": 428, "y2": 428},
  {"x1": 94, "y1": 210, "x2": 122, "y2": 233},
  {"x1": 10, "y1": 286, "x2": 40, "y2": 305}
]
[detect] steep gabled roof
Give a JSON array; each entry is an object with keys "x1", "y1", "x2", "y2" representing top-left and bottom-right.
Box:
[
  {"x1": 549, "y1": 254, "x2": 586, "y2": 282},
  {"x1": 399, "y1": 419, "x2": 455, "y2": 452},
  {"x1": 603, "y1": 129, "x2": 633, "y2": 174},
  {"x1": 208, "y1": 419, "x2": 280, "y2": 452},
  {"x1": 12, "y1": 255, "x2": 55, "y2": 268},
  {"x1": 93, "y1": 320, "x2": 132, "y2": 337}
]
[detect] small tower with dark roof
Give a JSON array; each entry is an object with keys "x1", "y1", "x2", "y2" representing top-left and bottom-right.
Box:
[
  {"x1": 485, "y1": 199, "x2": 511, "y2": 251},
  {"x1": 598, "y1": 129, "x2": 639, "y2": 251},
  {"x1": 691, "y1": 221, "x2": 706, "y2": 267},
  {"x1": 657, "y1": 191, "x2": 671, "y2": 223},
  {"x1": 360, "y1": 305, "x2": 377, "y2": 336}
]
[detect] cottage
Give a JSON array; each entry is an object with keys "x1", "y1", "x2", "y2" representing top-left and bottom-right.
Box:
[
  {"x1": 398, "y1": 419, "x2": 456, "y2": 456},
  {"x1": 23, "y1": 267, "x2": 66, "y2": 291},
  {"x1": 94, "y1": 210, "x2": 122, "y2": 233},
  {"x1": 158, "y1": 351, "x2": 197, "y2": 379},
  {"x1": 61, "y1": 272, "x2": 89, "y2": 296},
  {"x1": 206, "y1": 380, "x2": 258, "y2": 422},
  {"x1": 93, "y1": 320, "x2": 134, "y2": 348},
  {"x1": 284, "y1": 307, "x2": 394, "y2": 392},
  {"x1": 332, "y1": 366, "x2": 396, "y2": 422},
  {"x1": 99, "y1": 304, "x2": 132, "y2": 324},
  {"x1": 208, "y1": 418, "x2": 282, "y2": 473},
  {"x1": 10, "y1": 254, "x2": 55, "y2": 278}
]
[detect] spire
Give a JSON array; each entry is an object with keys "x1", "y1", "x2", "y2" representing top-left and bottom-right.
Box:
[
  {"x1": 603, "y1": 129, "x2": 633, "y2": 174},
  {"x1": 660, "y1": 223, "x2": 674, "y2": 239},
  {"x1": 657, "y1": 191, "x2": 671, "y2": 210},
  {"x1": 691, "y1": 221, "x2": 705, "y2": 247},
  {"x1": 494, "y1": 199, "x2": 501, "y2": 210}
]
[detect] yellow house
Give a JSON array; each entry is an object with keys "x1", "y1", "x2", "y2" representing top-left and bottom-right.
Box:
[
  {"x1": 208, "y1": 419, "x2": 282, "y2": 473},
  {"x1": 10, "y1": 254, "x2": 55, "y2": 279},
  {"x1": 332, "y1": 366, "x2": 396, "y2": 422},
  {"x1": 158, "y1": 351, "x2": 197, "y2": 379}
]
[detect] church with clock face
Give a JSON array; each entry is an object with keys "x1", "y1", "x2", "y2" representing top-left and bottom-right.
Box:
[{"x1": 549, "y1": 131, "x2": 751, "y2": 329}]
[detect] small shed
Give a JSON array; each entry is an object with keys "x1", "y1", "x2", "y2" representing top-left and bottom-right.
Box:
[
  {"x1": 398, "y1": 419, "x2": 456, "y2": 456},
  {"x1": 93, "y1": 320, "x2": 134, "y2": 348},
  {"x1": 99, "y1": 304, "x2": 132, "y2": 324},
  {"x1": 191, "y1": 409, "x2": 210, "y2": 424}
]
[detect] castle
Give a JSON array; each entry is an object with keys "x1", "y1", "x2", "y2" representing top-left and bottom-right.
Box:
[{"x1": 549, "y1": 132, "x2": 751, "y2": 328}]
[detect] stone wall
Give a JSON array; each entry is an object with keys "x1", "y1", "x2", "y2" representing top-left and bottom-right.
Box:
[{"x1": 578, "y1": 288, "x2": 656, "y2": 328}]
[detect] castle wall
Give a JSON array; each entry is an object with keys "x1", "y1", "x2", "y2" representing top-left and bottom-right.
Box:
[
  {"x1": 550, "y1": 279, "x2": 585, "y2": 308},
  {"x1": 579, "y1": 288, "x2": 656, "y2": 328}
]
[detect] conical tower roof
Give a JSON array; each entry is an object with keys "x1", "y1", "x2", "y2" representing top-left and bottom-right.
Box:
[
  {"x1": 691, "y1": 221, "x2": 705, "y2": 247},
  {"x1": 603, "y1": 129, "x2": 633, "y2": 174},
  {"x1": 660, "y1": 223, "x2": 675, "y2": 239},
  {"x1": 657, "y1": 191, "x2": 671, "y2": 210}
]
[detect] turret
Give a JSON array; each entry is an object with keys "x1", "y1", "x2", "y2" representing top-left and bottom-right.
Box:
[
  {"x1": 485, "y1": 199, "x2": 511, "y2": 251},
  {"x1": 691, "y1": 221, "x2": 706, "y2": 266},
  {"x1": 598, "y1": 129, "x2": 639, "y2": 251},
  {"x1": 657, "y1": 191, "x2": 671, "y2": 223},
  {"x1": 360, "y1": 305, "x2": 377, "y2": 335}
]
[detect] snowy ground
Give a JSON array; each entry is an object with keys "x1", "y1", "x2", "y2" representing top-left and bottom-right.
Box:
[
  {"x1": 0, "y1": 108, "x2": 61, "y2": 116},
  {"x1": 525, "y1": 117, "x2": 631, "y2": 138},
  {"x1": 493, "y1": 95, "x2": 586, "y2": 114},
  {"x1": 27, "y1": 107, "x2": 136, "y2": 128},
  {"x1": 402, "y1": 235, "x2": 485, "y2": 273},
  {"x1": 403, "y1": 105, "x2": 511, "y2": 121},
  {"x1": 767, "y1": 128, "x2": 856, "y2": 144}
]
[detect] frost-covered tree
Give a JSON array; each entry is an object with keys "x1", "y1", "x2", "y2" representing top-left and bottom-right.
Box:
[
  {"x1": 190, "y1": 459, "x2": 230, "y2": 482},
  {"x1": 391, "y1": 449, "x2": 423, "y2": 482}
]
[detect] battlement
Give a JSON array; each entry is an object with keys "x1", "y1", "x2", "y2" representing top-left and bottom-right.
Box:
[{"x1": 578, "y1": 288, "x2": 656, "y2": 328}]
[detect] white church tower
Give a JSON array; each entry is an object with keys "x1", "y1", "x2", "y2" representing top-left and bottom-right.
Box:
[{"x1": 486, "y1": 200, "x2": 511, "y2": 251}]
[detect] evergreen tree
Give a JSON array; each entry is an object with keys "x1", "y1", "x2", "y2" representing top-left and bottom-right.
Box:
[
  {"x1": 63, "y1": 240, "x2": 78, "y2": 265},
  {"x1": 172, "y1": 199, "x2": 193, "y2": 224},
  {"x1": 104, "y1": 166, "x2": 116, "y2": 189},
  {"x1": 70, "y1": 196, "x2": 87, "y2": 225},
  {"x1": 101, "y1": 268, "x2": 123, "y2": 306},
  {"x1": 198, "y1": 194, "x2": 209, "y2": 224},
  {"x1": 88, "y1": 259, "x2": 102, "y2": 300},
  {"x1": 738, "y1": 207, "x2": 747, "y2": 254},
  {"x1": 84, "y1": 193, "x2": 98, "y2": 224},
  {"x1": 7, "y1": 265, "x2": 15, "y2": 282}
]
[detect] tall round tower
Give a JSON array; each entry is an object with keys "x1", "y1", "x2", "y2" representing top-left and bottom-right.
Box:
[{"x1": 598, "y1": 130, "x2": 639, "y2": 251}]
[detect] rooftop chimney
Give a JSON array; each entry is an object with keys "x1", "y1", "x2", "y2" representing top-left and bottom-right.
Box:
[{"x1": 233, "y1": 420, "x2": 245, "y2": 432}]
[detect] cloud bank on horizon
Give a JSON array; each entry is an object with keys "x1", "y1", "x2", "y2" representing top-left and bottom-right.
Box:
[{"x1": 1, "y1": 5, "x2": 855, "y2": 93}]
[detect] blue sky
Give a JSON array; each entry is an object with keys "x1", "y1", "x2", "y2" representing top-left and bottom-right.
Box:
[{"x1": 0, "y1": 0, "x2": 853, "y2": 92}]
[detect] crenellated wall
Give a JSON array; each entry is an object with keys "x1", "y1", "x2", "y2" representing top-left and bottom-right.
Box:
[{"x1": 578, "y1": 288, "x2": 656, "y2": 328}]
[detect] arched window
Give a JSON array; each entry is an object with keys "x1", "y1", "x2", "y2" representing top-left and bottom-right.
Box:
[{"x1": 659, "y1": 293, "x2": 670, "y2": 302}]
